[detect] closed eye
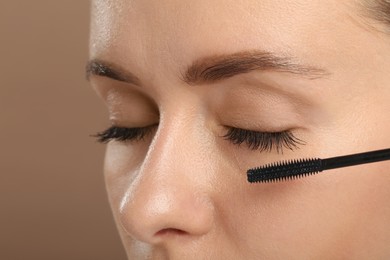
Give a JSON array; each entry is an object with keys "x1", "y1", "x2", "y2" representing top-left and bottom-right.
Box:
[
  {"x1": 94, "y1": 125, "x2": 305, "y2": 154},
  {"x1": 221, "y1": 127, "x2": 305, "y2": 154},
  {"x1": 94, "y1": 124, "x2": 158, "y2": 143}
]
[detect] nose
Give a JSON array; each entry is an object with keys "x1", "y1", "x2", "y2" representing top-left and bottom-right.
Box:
[{"x1": 118, "y1": 119, "x2": 215, "y2": 244}]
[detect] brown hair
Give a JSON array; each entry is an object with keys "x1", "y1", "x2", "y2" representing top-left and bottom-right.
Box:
[{"x1": 361, "y1": 0, "x2": 390, "y2": 32}]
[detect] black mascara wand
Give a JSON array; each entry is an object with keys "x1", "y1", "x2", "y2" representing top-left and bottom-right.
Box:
[{"x1": 247, "y1": 148, "x2": 390, "y2": 183}]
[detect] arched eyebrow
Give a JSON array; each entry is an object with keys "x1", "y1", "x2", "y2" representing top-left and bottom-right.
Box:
[{"x1": 86, "y1": 50, "x2": 330, "y2": 87}]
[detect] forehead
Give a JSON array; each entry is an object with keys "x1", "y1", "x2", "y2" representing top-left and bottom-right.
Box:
[{"x1": 89, "y1": 0, "x2": 354, "y2": 79}]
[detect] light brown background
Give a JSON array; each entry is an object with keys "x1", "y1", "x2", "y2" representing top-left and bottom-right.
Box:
[{"x1": 1, "y1": 1, "x2": 127, "y2": 259}]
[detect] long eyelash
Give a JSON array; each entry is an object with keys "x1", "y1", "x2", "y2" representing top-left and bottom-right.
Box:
[
  {"x1": 94, "y1": 125, "x2": 157, "y2": 143},
  {"x1": 222, "y1": 127, "x2": 305, "y2": 154}
]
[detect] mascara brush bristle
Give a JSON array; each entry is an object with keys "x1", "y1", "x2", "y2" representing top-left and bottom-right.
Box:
[{"x1": 247, "y1": 158, "x2": 323, "y2": 183}]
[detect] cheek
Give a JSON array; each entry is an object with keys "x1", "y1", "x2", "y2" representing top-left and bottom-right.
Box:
[
  {"x1": 338, "y1": 162, "x2": 390, "y2": 223},
  {"x1": 320, "y1": 162, "x2": 390, "y2": 255},
  {"x1": 227, "y1": 161, "x2": 390, "y2": 257},
  {"x1": 103, "y1": 143, "x2": 147, "y2": 209}
]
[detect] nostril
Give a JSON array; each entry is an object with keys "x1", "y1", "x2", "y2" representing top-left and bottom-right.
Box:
[{"x1": 155, "y1": 228, "x2": 188, "y2": 237}]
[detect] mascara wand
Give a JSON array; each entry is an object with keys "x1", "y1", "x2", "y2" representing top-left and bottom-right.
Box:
[{"x1": 247, "y1": 148, "x2": 390, "y2": 183}]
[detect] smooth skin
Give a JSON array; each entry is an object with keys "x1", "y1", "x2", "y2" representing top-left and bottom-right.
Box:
[{"x1": 88, "y1": 0, "x2": 390, "y2": 259}]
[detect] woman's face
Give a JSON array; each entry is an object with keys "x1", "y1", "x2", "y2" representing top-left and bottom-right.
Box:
[{"x1": 88, "y1": 0, "x2": 390, "y2": 258}]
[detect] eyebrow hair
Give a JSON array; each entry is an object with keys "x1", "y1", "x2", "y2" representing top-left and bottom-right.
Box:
[
  {"x1": 86, "y1": 50, "x2": 330, "y2": 87},
  {"x1": 86, "y1": 59, "x2": 142, "y2": 86}
]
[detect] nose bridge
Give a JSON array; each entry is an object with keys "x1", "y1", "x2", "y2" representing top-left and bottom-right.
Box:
[
  {"x1": 147, "y1": 103, "x2": 213, "y2": 184},
  {"x1": 119, "y1": 110, "x2": 215, "y2": 243}
]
